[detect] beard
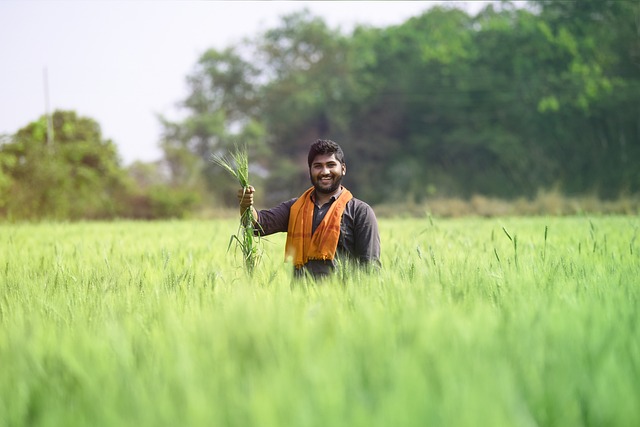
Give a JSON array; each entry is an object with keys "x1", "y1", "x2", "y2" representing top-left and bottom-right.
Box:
[{"x1": 311, "y1": 173, "x2": 343, "y2": 195}]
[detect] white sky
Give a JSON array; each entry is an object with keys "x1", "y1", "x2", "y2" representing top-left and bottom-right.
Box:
[{"x1": 0, "y1": 1, "x2": 508, "y2": 165}]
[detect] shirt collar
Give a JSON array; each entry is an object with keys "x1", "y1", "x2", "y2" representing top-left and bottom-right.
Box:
[{"x1": 311, "y1": 186, "x2": 343, "y2": 205}]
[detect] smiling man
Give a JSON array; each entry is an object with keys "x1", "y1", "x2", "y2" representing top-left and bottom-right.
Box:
[{"x1": 237, "y1": 139, "x2": 381, "y2": 279}]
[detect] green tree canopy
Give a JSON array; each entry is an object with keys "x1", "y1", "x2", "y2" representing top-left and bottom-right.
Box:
[
  {"x1": 161, "y1": 1, "x2": 640, "y2": 207},
  {"x1": 0, "y1": 110, "x2": 128, "y2": 219}
]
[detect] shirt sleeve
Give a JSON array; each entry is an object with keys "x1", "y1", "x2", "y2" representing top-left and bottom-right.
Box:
[
  {"x1": 256, "y1": 198, "x2": 296, "y2": 236},
  {"x1": 353, "y1": 201, "x2": 381, "y2": 265}
]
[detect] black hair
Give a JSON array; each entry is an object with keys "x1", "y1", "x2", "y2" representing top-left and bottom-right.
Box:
[{"x1": 307, "y1": 139, "x2": 345, "y2": 167}]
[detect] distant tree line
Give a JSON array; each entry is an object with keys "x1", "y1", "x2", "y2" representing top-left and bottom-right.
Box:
[
  {"x1": 160, "y1": 0, "x2": 639, "y2": 207},
  {"x1": 1, "y1": 0, "x2": 638, "y2": 220}
]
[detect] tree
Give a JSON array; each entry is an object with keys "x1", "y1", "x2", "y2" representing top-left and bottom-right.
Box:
[
  {"x1": 529, "y1": 0, "x2": 640, "y2": 196},
  {"x1": 346, "y1": 7, "x2": 481, "y2": 202},
  {"x1": 159, "y1": 46, "x2": 268, "y2": 206},
  {"x1": 0, "y1": 134, "x2": 15, "y2": 211},
  {"x1": 255, "y1": 10, "x2": 357, "y2": 201},
  {"x1": 160, "y1": 1, "x2": 640, "y2": 208},
  {"x1": 0, "y1": 110, "x2": 129, "y2": 220}
]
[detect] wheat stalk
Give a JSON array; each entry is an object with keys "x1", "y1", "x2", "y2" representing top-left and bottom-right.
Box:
[{"x1": 212, "y1": 147, "x2": 261, "y2": 275}]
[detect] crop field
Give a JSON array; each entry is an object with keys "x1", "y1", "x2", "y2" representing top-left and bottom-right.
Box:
[{"x1": 1, "y1": 216, "x2": 639, "y2": 427}]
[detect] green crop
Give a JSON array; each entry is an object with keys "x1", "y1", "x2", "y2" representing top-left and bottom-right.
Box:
[
  {"x1": 1, "y1": 216, "x2": 639, "y2": 427},
  {"x1": 212, "y1": 147, "x2": 261, "y2": 275}
]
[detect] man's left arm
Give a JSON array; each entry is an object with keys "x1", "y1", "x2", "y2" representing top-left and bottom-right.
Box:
[{"x1": 353, "y1": 202, "x2": 381, "y2": 267}]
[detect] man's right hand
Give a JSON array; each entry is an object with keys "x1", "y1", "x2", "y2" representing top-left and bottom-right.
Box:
[{"x1": 237, "y1": 185, "x2": 255, "y2": 213}]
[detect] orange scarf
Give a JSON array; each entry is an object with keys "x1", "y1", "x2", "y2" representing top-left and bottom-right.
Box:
[{"x1": 285, "y1": 187, "x2": 353, "y2": 269}]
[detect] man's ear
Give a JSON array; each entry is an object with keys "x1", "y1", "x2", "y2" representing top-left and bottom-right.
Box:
[{"x1": 342, "y1": 163, "x2": 347, "y2": 175}]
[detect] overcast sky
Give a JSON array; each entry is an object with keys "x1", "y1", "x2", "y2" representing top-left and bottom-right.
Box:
[{"x1": 0, "y1": 1, "x2": 509, "y2": 165}]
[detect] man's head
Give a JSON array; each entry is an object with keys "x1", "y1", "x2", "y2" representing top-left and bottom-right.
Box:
[
  {"x1": 308, "y1": 139, "x2": 346, "y2": 195},
  {"x1": 307, "y1": 139, "x2": 345, "y2": 168}
]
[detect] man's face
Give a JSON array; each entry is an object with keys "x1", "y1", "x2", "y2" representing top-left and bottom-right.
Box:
[{"x1": 309, "y1": 153, "x2": 346, "y2": 195}]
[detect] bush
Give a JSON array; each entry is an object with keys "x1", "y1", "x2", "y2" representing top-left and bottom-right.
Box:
[{"x1": 123, "y1": 186, "x2": 201, "y2": 220}]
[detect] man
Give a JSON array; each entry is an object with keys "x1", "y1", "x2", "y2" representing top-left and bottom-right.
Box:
[{"x1": 237, "y1": 139, "x2": 381, "y2": 279}]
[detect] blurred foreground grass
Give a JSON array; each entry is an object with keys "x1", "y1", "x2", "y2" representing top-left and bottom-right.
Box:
[{"x1": 1, "y1": 217, "x2": 639, "y2": 426}]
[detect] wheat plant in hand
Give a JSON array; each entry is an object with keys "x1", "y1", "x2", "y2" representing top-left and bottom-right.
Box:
[{"x1": 212, "y1": 147, "x2": 261, "y2": 275}]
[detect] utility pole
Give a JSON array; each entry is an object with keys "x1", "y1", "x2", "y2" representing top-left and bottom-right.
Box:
[{"x1": 43, "y1": 67, "x2": 54, "y2": 147}]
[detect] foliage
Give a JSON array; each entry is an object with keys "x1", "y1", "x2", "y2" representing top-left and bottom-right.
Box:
[
  {"x1": 257, "y1": 12, "x2": 355, "y2": 179},
  {"x1": 158, "y1": 46, "x2": 268, "y2": 207},
  {"x1": 0, "y1": 111, "x2": 202, "y2": 221},
  {"x1": 0, "y1": 110, "x2": 128, "y2": 220},
  {"x1": 125, "y1": 160, "x2": 202, "y2": 220},
  {"x1": 528, "y1": 0, "x2": 640, "y2": 197},
  {"x1": 1, "y1": 217, "x2": 639, "y2": 426},
  {"x1": 163, "y1": 1, "x2": 640, "y2": 207},
  {"x1": 8, "y1": 3, "x2": 636, "y2": 221}
]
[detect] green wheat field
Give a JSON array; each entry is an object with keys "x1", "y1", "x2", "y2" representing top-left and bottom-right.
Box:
[{"x1": 1, "y1": 216, "x2": 639, "y2": 427}]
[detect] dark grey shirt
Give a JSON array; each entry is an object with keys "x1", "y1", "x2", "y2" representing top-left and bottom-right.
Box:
[{"x1": 257, "y1": 191, "x2": 381, "y2": 278}]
